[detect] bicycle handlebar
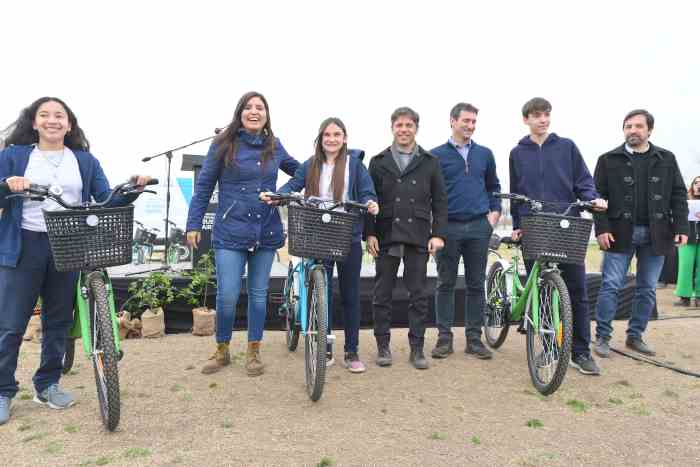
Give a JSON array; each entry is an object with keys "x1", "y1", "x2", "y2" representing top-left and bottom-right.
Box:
[
  {"x1": 493, "y1": 192, "x2": 605, "y2": 214},
  {"x1": 1, "y1": 178, "x2": 159, "y2": 209},
  {"x1": 265, "y1": 192, "x2": 370, "y2": 213}
]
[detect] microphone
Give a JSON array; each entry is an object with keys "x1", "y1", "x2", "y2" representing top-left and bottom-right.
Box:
[
  {"x1": 142, "y1": 155, "x2": 153, "y2": 162},
  {"x1": 214, "y1": 127, "x2": 226, "y2": 135}
]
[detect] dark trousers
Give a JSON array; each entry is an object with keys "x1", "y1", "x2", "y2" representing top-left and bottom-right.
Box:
[
  {"x1": 525, "y1": 260, "x2": 590, "y2": 356},
  {"x1": 324, "y1": 242, "x2": 362, "y2": 353},
  {"x1": 372, "y1": 245, "x2": 429, "y2": 347},
  {"x1": 435, "y1": 218, "x2": 492, "y2": 340},
  {"x1": 0, "y1": 230, "x2": 77, "y2": 398}
]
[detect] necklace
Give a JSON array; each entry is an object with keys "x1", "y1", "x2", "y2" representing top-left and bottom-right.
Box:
[{"x1": 39, "y1": 147, "x2": 65, "y2": 169}]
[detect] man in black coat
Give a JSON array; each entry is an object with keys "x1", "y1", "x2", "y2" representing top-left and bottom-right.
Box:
[
  {"x1": 366, "y1": 107, "x2": 448, "y2": 369},
  {"x1": 593, "y1": 109, "x2": 689, "y2": 357}
]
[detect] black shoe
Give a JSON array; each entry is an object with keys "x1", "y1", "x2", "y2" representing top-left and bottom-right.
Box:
[
  {"x1": 431, "y1": 336, "x2": 454, "y2": 359},
  {"x1": 409, "y1": 347, "x2": 429, "y2": 370},
  {"x1": 673, "y1": 297, "x2": 691, "y2": 307},
  {"x1": 626, "y1": 336, "x2": 656, "y2": 356},
  {"x1": 570, "y1": 353, "x2": 601, "y2": 375},
  {"x1": 465, "y1": 338, "x2": 493, "y2": 360},
  {"x1": 375, "y1": 336, "x2": 392, "y2": 367}
]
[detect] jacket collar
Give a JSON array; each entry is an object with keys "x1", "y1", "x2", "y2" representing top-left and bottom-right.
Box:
[
  {"x1": 609, "y1": 142, "x2": 664, "y2": 160},
  {"x1": 377, "y1": 144, "x2": 432, "y2": 176}
]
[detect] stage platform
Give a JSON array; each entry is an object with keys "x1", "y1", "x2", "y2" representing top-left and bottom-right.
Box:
[{"x1": 109, "y1": 260, "x2": 651, "y2": 334}]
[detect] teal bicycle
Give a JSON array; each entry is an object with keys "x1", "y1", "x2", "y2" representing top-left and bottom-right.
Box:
[
  {"x1": 268, "y1": 193, "x2": 368, "y2": 401},
  {"x1": 484, "y1": 193, "x2": 597, "y2": 395},
  {"x1": 4, "y1": 179, "x2": 158, "y2": 430}
]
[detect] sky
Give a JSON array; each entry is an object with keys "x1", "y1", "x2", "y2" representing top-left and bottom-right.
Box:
[{"x1": 2, "y1": 0, "x2": 699, "y2": 227}]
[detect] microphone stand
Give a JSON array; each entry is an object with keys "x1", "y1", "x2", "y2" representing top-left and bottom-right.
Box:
[{"x1": 128, "y1": 131, "x2": 222, "y2": 276}]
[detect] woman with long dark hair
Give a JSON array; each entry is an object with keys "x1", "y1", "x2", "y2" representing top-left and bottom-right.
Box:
[
  {"x1": 0, "y1": 97, "x2": 152, "y2": 425},
  {"x1": 186, "y1": 91, "x2": 299, "y2": 376},
  {"x1": 263, "y1": 117, "x2": 378, "y2": 372},
  {"x1": 675, "y1": 176, "x2": 700, "y2": 307}
]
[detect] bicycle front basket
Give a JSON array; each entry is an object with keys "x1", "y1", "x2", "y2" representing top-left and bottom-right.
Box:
[
  {"x1": 521, "y1": 213, "x2": 592, "y2": 265},
  {"x1": 287, "y1": 204, "x2": 358, "y2": 261},
  {"x1": 43, "y1": 206, "x2": 134, "y2": 271}
]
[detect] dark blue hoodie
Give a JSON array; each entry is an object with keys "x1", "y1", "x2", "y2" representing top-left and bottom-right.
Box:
[{"x1": 509, "y1": 133, "x2": 597, "y2": 229}]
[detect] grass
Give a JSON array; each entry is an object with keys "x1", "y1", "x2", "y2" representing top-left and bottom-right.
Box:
[
  {"x1": 429, "y1": 432, "x2": 447, "y2": 440},
  {"x1": 17, "y1": 423, "x2": 32, "y2": 432},
  {"x1": 170, "y1": 384, "x2": 185, "y2": 392},
  {"x1": 222, "y1": 419, "x2": 233, "y2": 429},
  {"x1": 65, "y1": 424, "x2": 79, "y2": 433},
  {"x1": 526, "y1": 419, "x2": 544, "y2": 428},
  {"x1": 317, "y1": 457, "x2": 334, "y2": 467},
  {"x1": 630, "y1": 405, "x2": 652, "y2": 416},
  {"x1": 96, "y1": 456, "x2": 111, "y2": 465},
  {"x1": 629, "y1": 392, "x2": 644, "y2": 399},
  {"x1": 21, "y1": 431, "x2": 48, "y2": 443},
  {"x1": 209, "y1": 382, "x2": 218, "y2": 389},
  {"x1": 566, "y1": 399, "x2": 589, "y2": 413},
  {"x1": 608, "y1": 397, "x2": 624, "y2": 405},
  {"x1": 46, "y1": 441, "x2": 63, "y2": 455},
  {"x1": 19, "y1": 393, "x2": 32, "y2": 401},
  {"x1": 124, "y1": 447, "x2": 152, "y2": 459},
  {"x1": 470, "y1": 436, "x2": 481, "y2": 445}
]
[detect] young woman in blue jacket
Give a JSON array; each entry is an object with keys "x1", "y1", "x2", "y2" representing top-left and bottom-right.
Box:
[
  {"x1": 186, "y1": 92, "x2": 300, "y2": 377},
  {"x1": 0, "y1": 97, "x2": 152, "y2": 425},
  {"x1": 264, "y1": 117, "x2": 378, "y2": 372}
]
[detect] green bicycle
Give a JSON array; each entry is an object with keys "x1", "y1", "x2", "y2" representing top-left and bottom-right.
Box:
[
  {"x1": 484, "y1": 193, "x2": 597, "y2": 395},
  {"x1": 5, "y1": 179, "x2": 157, "y2": 430}
]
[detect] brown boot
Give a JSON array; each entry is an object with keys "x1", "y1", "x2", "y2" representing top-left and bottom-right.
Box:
[
  {"x1": 201, "y1": 342, "x2": 231, "y2": 374},
  {"x1": 246, "y1": 341, "x2": 265, "y2": 376}
]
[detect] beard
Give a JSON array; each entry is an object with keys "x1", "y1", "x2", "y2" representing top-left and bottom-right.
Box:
[{"x1": 626, "y1": 135, "x2": 644, "y2": 147}]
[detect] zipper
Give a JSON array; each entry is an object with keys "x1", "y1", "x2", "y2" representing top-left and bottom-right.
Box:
[{"x1": 222, "y1": 200, "x2": 237, "y2": 220}]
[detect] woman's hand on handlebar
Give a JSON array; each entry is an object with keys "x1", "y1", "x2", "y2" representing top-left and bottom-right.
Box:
[
  {"x1": 129, "y1": 175, "x2": 155, "y2": 192},
  {"x1": 260, "y1": 191, "x2": 283, "y2": 205},
  {"x1": 366, "y1": 200, "x2": 379, "y2": 216},
  {"x1": 6, "y1": 176, "x2": 31, "y2": 193},
  {"x1": 511, "y1": 229, "x2": 523, "y2": 241},
  {"x1": 187, "y1": 231, "x2": 201, "y2": 249}
]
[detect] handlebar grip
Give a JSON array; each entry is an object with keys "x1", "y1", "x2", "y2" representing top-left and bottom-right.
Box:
[{"x1": 145, "y1": 178, "x2": 159, "y2": 186}]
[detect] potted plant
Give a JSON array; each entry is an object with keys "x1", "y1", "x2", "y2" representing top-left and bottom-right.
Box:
[
  {"x1": 178, "y1": 251, "x2": 216, "y2": 336},
  {"x1": 127, "y1": 272, "x2": 175, "y2": 338}
]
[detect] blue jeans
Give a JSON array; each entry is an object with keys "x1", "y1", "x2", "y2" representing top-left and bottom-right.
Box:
[
  {"x1": 435, "y1": 217, "x2": 492, "y2": 340},
  {"x1": 214, "y1": 248, "x2": 276, "y2": 343},
  {"x1": 595, "y1": 226, "x2": 665, "y2": 340},
  {"x1": 324, "y1": 242, "x2": 362, "y2": 353},
  {"x1": 0, "y1": 230, "x2": 77, "y2": 398}
]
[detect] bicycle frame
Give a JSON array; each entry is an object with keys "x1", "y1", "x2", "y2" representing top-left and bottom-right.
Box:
[
  {"x1": 290, "y1": 257, "x2": 326, "y2": 337},
  {"x1": 499, "y1": 253, "x2": 561, "y2": 338},
  {"x1": 69, "y1": 270, "x2": 122, "y2": 358}
]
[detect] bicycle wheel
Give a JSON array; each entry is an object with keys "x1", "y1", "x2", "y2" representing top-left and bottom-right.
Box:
[
  {"x1": 526, "y1": 270, "x2": 573, "y2": 395},
  {"x1": 484, "y1": 261, "x2": 510, "y2": 349},
  {"x1": 61, "y1": 337, "x2": 76, "y2": 375},
  {"x1": 305, "y1": 267, "x2": 327, "y2": 402},
  {"x1": 283, "y1": 261, "x2": 300, "y2": 351},
  {"x1": 89, "y1": 275, "x2": 121, "y2": 431}
]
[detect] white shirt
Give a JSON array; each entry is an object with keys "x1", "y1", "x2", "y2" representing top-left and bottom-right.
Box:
[
  {"x1": 318, "y1": 157, "x2": 350, "y2": 209},
  {"x1": 22, "y1": 146, "x2": 83, "y2": 232}
]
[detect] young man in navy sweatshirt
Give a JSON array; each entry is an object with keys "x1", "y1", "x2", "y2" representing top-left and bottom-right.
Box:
[
  {"x1": 430, "y1": 103, "x2": 502, "y2": 359},
  {"x1": 509, "y1": 97, "x2": 606, "y2": 375}
]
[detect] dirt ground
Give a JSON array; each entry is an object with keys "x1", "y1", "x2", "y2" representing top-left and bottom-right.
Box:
[{"x1": 4, "y1": 288, "x2": 700, "y2": 467}]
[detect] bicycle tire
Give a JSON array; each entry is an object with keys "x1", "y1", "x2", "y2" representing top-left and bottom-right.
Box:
[
  {"x1": 484, "y1": 261, "x2": 510, "y2": 348},
  {"x1": 89, "y1": 275, "x2": 121, "y2": 431},
  {"x1": 284, "y1": 261, "x2": 300, "y2": 351},
  {"x1": 526, "y1": 270, "x2": 573, "y2": 395},
  {"x1": 61, "y1": 337, "x2": 76, "y2": 375},
  {"x1": 305, "y1": 267, "x2": 327, "y2": 402}
]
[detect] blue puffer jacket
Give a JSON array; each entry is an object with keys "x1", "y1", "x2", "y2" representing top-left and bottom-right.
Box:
[
  {"x1": 186, "y1": 131, "x2": 300, "y2": 251},
  {"x1": 278, "y1": 150, "x2": 377, "y2": 243},
  {"x1": 0, "y1": 144, "x2": 139, "y2": 267}
]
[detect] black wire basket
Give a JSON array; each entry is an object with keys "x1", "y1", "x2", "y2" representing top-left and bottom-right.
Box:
[
  {"x1": 287, "y1": 204, "x2": 358, "y2": 261},
  {"x1": 521, "y1": 213, "x2": 593, "y2": 265},
  {"x1": 43, "y1": 206, "x2": 134, "y2": 272}
]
